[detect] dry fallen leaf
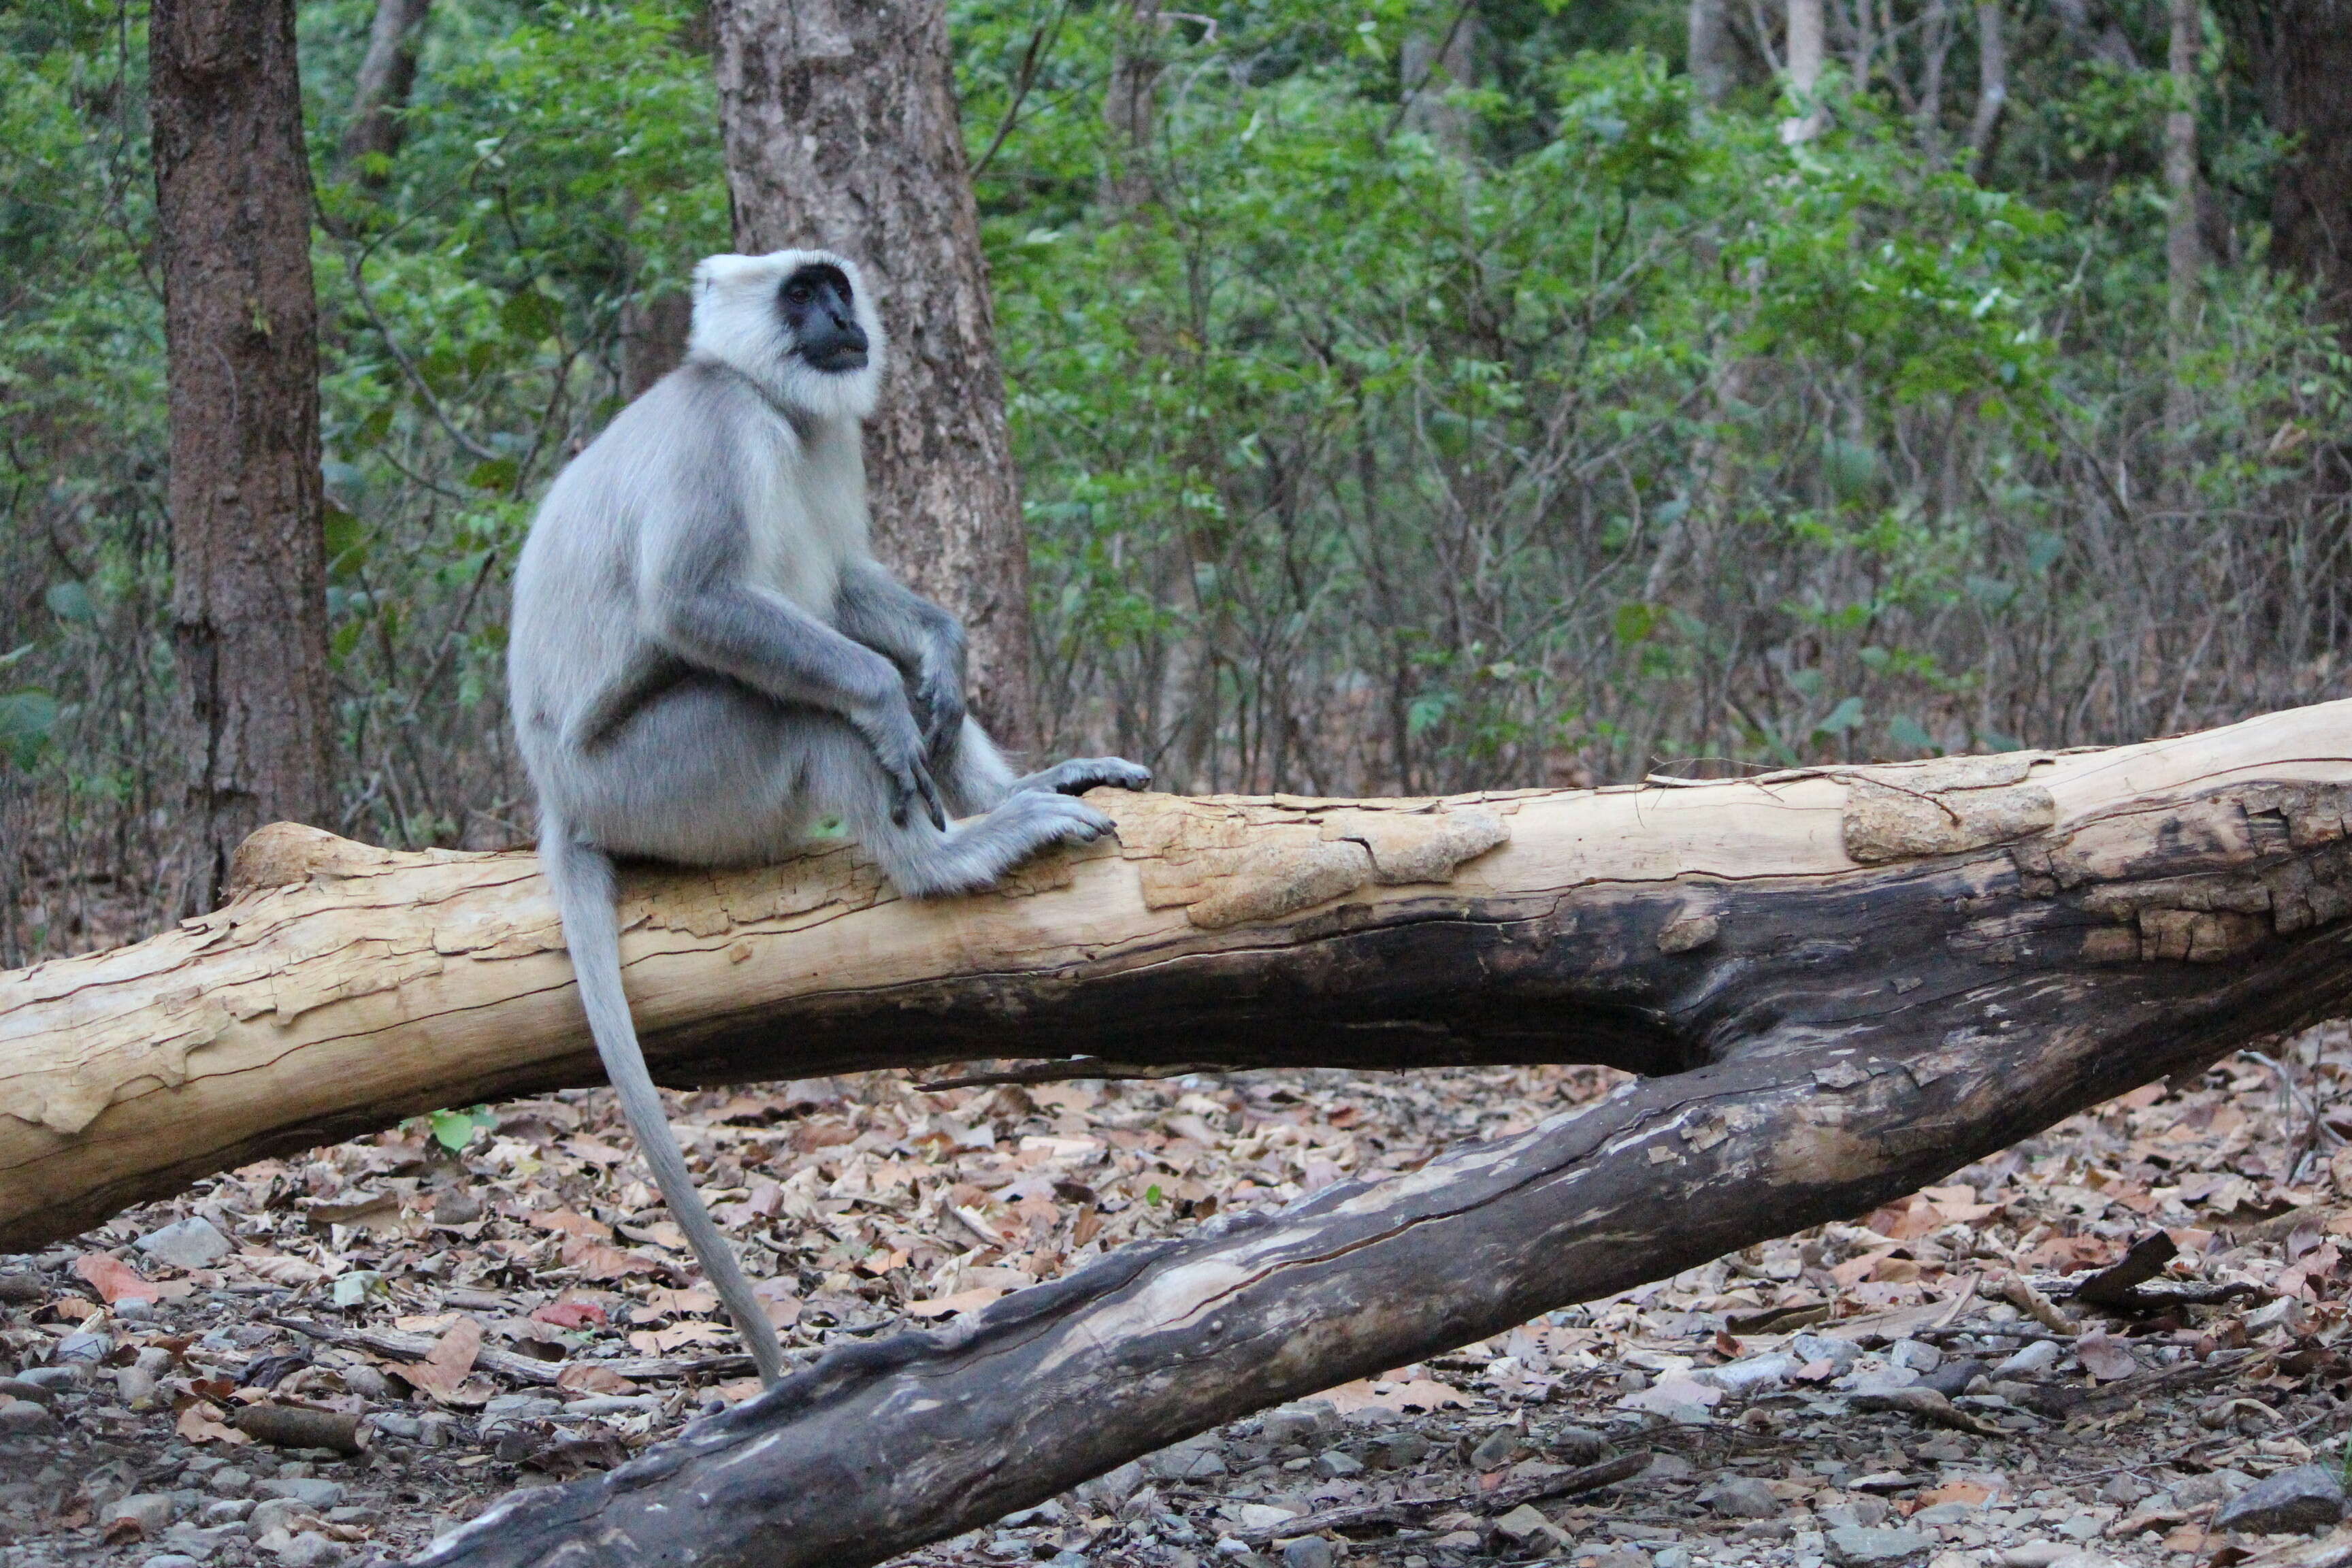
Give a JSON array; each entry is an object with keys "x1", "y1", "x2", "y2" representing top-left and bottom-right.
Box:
[
  {"x1": 402, "y1": 1316, "x2": 484, "y2": 1403},
  {"x1": 1314, "y1": 1378, "x2": 1469, "y2": 1416},
  {"x1": 74, "y1": 1252, "x2": 160, "y2": 1305}
]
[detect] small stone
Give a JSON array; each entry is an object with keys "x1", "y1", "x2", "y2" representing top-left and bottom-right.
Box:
[
  {"x1": 1278, "y1": 1538, "x2": 1334, "y2": 1568},
  {"x1": 1381, "y1": 1431, "x2": 1433, "y2": 1467},
  {"x1": 137, "y1": 1217, "x2": 233, "y2": 1271},
  {"x1": 1707, "y1": 1353, "x2": 1800, "y2": 1393},
  {"x1": 1547, "y1": 1426, "x2": 1607, "y2": 1464},
  {"x1": 0, "y1": 1377, "x2": 54, "y2": 1406},
  {"x1": 1708, "y1": 1477, "x2": 1782, "y2": 1518},
  {"x1": 2213, "y1": 1463, "x2": 2345, "y2": 1535},
  {"x1": 2053, "y1": 1514, "x2": 2104, "y2": 1541},
  {"x1": 0, "y1": 1399, "x2": 54, "y2": 1435},
  {"x1": 208, "y1": 1469, "x2": 255, "y2": 1499},
  {"x1": 18, "y1": 1363, "x2": 82, "y2": 1388},
  {"x1": 1311, "y1": 1450, "x2": 1362, "y2": 1479},
  {"x1": 1230, "y1": 1503, "x2": 1302, "y2": 1533},
  {"x1": 1999, "y1": 1544, "x2": 2070, "y2": 1567},
  {"x1": 1790, "y1": 1335, "x2": 1863, "y2": 1375},
  {"x1": 1043, "y1": 1554, "x2": 1090, "y2": 1568},
  {"x1": 2170, "y1": 1467, "x2": 2252, "y2": 1507},
  {"x1": 1920, "y1": 1360, "x2": 1987, "y2": 1400},
  {"x1": 1993, "y1": 1340, "x2": 2061, "y2": 1377},
  {"x1": 118, "y1": 1366, "x2": 161, "y2": 1405},
  {"x1": 1492, "y1": 1503, "x2": 1556, "y2": 1543},
  {"x1": 201, "y1": 1501, "x2": 253, "y2": 1524},
  {"x1": 1655, "y1": 1550, "x2": 1695, "y2": 1568},
  {"x1": 1142, "y1": 1435, "x2": 1227, "y2": 1481},
  {"x1": 255, "y1": 1478, "x2": 344, "y2": 1510},
  {"x1": 1470, "y1": 1426, "x2": 1522, "y2": 1470},
  {"x1": 249, "y1": 1499, "x2": 312, "y2": 1537},
  {"x1": 105, "y1": 1494, "x2": 178, "y2": 1537},
  {"x1": 1429, "y1": 1531, "x2": 1484, "y2": 1552},
  {"x1": 1887, "y1": 1339, "x2": 1941, "y2": 1372},
  {"x1": 1910, "y1": 1503, "x2": 1976, "y2": 1526},
  {"x1": 1822, "y1": 1499, "x2": 1892, "y2": 1530},
  {"x1": 276, "y1": 1533, "x2": 346, "y2": 1568},
  {"x1": 143, "y1": 1557, "x2": 203, "y2": 1568},
  {"x1": 1827, "y1": 1524, "x2": 1931, "y2": 1564}
]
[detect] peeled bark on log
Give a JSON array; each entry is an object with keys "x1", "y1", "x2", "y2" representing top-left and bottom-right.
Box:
[{"x1": 4, "y1": 702, "x2": 2350, "y2": 1269}]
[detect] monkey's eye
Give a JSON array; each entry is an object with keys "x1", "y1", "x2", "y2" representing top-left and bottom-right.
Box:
[{"x1": 783, "y1": 281, "x2": 815, "y2": 305}]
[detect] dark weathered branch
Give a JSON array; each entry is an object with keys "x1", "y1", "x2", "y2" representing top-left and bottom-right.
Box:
[{"x1": 395, "y1": 708, "x2": 2352, "y2": 1568}]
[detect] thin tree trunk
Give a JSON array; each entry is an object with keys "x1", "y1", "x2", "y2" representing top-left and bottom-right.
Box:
[
  {"x1": 150, "y1": 0, "x2": 335, "y2": 909},
  {"x1": 338, "y1": 0, "x2": 431, "y2": 187},
  {"x1": 2166, "y1": 0, "x2": 2202, "y2": 440},
  {"x1": 1688, "y1": 0, "x2": 1734, "y2": 105},
  {"x1": 1400, "y1": 3, "x2": 1479, "y2": 157},
  {"x1": 710, "y1": 0, "x2": 1039, "y2": 751},
  {"x1": 1967, "y1": 0, "x2": 2007, "y2": 180},
  {"x1": 1780, "y1": 0, "x2": 1826, "y2": 142},
  {"x1": 1100, "y1": 0, "x2": 1164, "y2": 210},
  {"x1": 2217, "y1": 0, "x2": 2352, "y2": 336}
]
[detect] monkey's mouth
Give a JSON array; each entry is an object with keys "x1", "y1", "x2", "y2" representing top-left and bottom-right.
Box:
[{"x1": 809, "y1": 347, "x2": 869, "y2": 374}]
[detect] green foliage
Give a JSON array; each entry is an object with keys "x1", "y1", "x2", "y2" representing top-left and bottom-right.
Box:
[
  {"x1": 3, "y1": 0, "x2": 2348, "y2": 960},
  {"x1": 427, "y1": 1105, "x2": 499, "y2": 1152}
]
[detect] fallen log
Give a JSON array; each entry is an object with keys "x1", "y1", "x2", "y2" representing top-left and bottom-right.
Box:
[
  {"x1": 3, "y1": 702, "x2": 2349, "y2": 1564},
  {"x1": 4, "y1": 702, "x2": 2351, "y2": 1252}
]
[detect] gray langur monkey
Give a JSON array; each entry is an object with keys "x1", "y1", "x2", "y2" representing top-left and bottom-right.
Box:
[{"x1": 508, "y1": 249, "x2": 1150, "y2": 1386}]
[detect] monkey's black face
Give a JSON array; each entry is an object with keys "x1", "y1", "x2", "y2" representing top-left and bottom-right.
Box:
[{"x1": 779, "y1": 264, "x2": 868, "y2": 374}]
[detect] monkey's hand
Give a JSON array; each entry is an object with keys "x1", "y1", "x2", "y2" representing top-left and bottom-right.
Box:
[
  {"x1": 1011, "y1": 756, "x2": 1154, "y2": 796},
  {"x1": 908, "y1": 660, "x2": 967, "y2": 768},
  {"x1": 851, "y1": 698, "x2": 949, "y2": 832}
]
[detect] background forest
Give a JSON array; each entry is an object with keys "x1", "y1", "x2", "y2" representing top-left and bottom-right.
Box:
[{"x1": 3, "y1": 0, "x2": 2347, "y2": 966}]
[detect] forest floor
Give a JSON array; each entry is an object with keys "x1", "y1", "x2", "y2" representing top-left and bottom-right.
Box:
[{"x1": 7, "y1": 1036, "x2": 2352, "y2": 1568}]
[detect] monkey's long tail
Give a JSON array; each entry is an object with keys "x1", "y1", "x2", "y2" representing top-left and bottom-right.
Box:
[{"x1": 540, "y1": 821, "x2": 789, "y2": 1388}]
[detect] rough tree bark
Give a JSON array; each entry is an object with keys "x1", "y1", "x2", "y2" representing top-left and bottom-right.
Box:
[
  {"x1": 2217, "y1": 0, "x2": 2352, "y2": 331},
  {"x1": 1780, "y1": 0, "x2": 1825, "y2": 142},
  {"x1": 381, "y1": 701, "x2": 2352, "y2": 1568},
  {"x1": 338, "y1": 0, "x2": 432, "y2": 186},
  {"x1": 150, "y1": 0, "x2": 336, "y2": 909},
  {"x1": 710, "y1": 0, "x2": 1037, "y2": 749}
]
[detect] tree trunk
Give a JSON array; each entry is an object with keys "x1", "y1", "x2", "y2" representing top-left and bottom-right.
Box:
[
  {"x1": 1967, "y1": 0, "x2": 2008, "y2": 181},
  {"x1": 710, "y1": 0, "x2": 1038, "y2": 750},
  {"x1": 393, "y1": 702, "x2": 2352, "y2": 1568},
  {"x1": 338, "y1": 0, "x2": 432, "y2": 186},
  {"x1": 150, "y1": 0, "x2": 336, "y2": 909},
  {"x1": 2217, "y1": 0, "x2": 2352, "y2": 332},
  {"x1": 2166, "y1": 0, "x2": 2203, "y2": 343},
  {"x1": 1688, "y1": 0, "x2": 1734, "y2": 106},
  {"x1": 1100, "y1": 0, "x2": 1165, "y2": 209},
  {"x1": 1780, "y1": 0, "x2": 1826, "y2": 142},
  {"x1": 7, "y1": 700, "x2": 2352, "y2": 1250},
  {"x1": 1400, "y1": 4, "x2": 1480, "y2": 157}
]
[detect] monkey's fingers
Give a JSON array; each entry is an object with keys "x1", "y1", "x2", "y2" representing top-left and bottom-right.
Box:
[{"x1": 914, "y1": 759, "x2": 949, "y2": 832}]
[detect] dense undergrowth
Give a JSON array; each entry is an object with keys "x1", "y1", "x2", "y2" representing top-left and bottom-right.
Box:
[{"x1": 2, "y1": 0, "x2": 2347, "y2": 962}]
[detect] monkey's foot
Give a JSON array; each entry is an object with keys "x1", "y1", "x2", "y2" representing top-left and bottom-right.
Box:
[{"x1": 1014, "y1": 756, "x2": 1153, "y2": 797}]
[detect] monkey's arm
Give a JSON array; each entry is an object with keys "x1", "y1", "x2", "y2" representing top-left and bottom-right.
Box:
[
  {"x1": 644, "y1": 514, "x2": 947, "y2": 830},
  {"x1": 832, "y1": 559, "x2": 968, "y2": 764}
]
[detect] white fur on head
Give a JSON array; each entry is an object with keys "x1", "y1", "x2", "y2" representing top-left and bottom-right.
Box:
[{"x1": 687, "y1": 249, "x2": 887, "y2": 422}]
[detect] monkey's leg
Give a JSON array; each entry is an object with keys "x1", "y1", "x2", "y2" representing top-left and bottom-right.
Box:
[{"x1": 807, "y1": 721, "x2": 1120, "y2": 898}]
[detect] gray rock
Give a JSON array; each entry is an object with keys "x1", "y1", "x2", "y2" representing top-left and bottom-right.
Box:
[
  {"x1": 1546, "y1": 1425, "x2": 1608, "y2": 1464},
  {"x1": 1999, "y1": 1546, "x2": 2072, "y2": 1568},
  {"x1": 1704, "y1": 1353, "x2": 1800, "y2": 1394},
  {"x1": 2170, "y1": 1468, "x2": 2253, "y2": 1508},
  {"x1": 1279, "y1": 1538, "x2": 1334, "y2": 1568},
  {"x1": 207, "y1": 1469, "x2": 255, "y2": 1499},
  {"x1": 1911, "y1": 1502, "x2": 1978, "y2": 1526},
  {"x1": 115, "y1": 1297, "x2": 157, "y2": 1322},
  {"x1": 116, "y1": 1366, "x2": 161, "y2": 1405},
  {"x1": 162, "y1": 1524, "x2": 248, "y2": 1560},
  {"x1": 1492, "y1": 1503, "x2": 1558, "y2": 1544},
  {"x1": 1921, "y1": 1359, "x2": 1988, "y2": 1399},
  {"x1": 277, "y1": 1533, "x2": 346, "y2": 1568},
  {"x1": 1260, "y1": 1407, "x2": 1328, "y2": 1446},
  {"x1": 1312, "y1": 1450, "x2": 1362, "y2": 1479},
  {"x1": 249, "y1": 1499, "x2": 312, "y2": 1536},
  {"x1": 105, "y1": 1494, "x2": 176, "y2": 1537},
  {"x1": 255, "y1": 1478, "x2": 344, "y2": 1510},
  {"x1": 1822, "y1": 1499, "x2": 1893, "y2": 1529},
  {"x1": 557, "y1": 1396, "x2": 655, "y2": 1418},
  {"x1": 1887, "y1": 1339, "x2": 1941, "y2": 1372},
  {"x1": 0, "y1": 1376, "x2": 54, "y2": 1405},
  {"x1": 142, "y1": 1557, "x2": 203, "y2": 1568},
  {"x1": 1381, "y1": 1431, "x2": 1433, "y2": 1468},
  {"x1": 2214, "y1": 1464, "x2": 2346, "y2": 1535},
  {"x1": 137, "y1": 1218, "x2": 233, "y2": 1271},
  {"x1": 17, "y1": 1363, "x2": 81, "y2": 1388},
  {"x1": 1993, "y1": 1339, "x2": 2061, "y2": 1377},
  {"x1": 1072, "y1": 1460, "x2": 1144, "y2": 1513},
  {"x1": 368, "y1": 1414, "x2": 421, "y2": 1440},
  {"x1": 2054, "y1": 1514, "x2": 2104, "y2": 1541},
  {"x1": 0, "y1": 1399, "x2": 54, "y2": 1435},
  {"x1": 1470, "y1": 1426, "x2": 1523, "y2": 1470},
  {"x1": 1827, "y1": 1524, "x2": 1932, "y2": 1564},
  {"x1": 1789, "y1": 1335, "x2": 1863, "y2": 1374},
  {"x1": 1043, "y1": 1553, "x2": 1090, "y2": 1568},
  {"x1": 1706, "y1": 1477, "x2": 1782, "y2": 1518},
  {"x1": 201, "y1": 1501, "x2": 253, "y2": 1524},
  {"x1": 1141, "y1": 1436, "x2": 1226, "y2": 1481}
]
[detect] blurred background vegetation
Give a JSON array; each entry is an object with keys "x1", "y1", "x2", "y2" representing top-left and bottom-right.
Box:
[{"x1": 2, "y1": 0, "x2": 2346, "y2": 963}]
